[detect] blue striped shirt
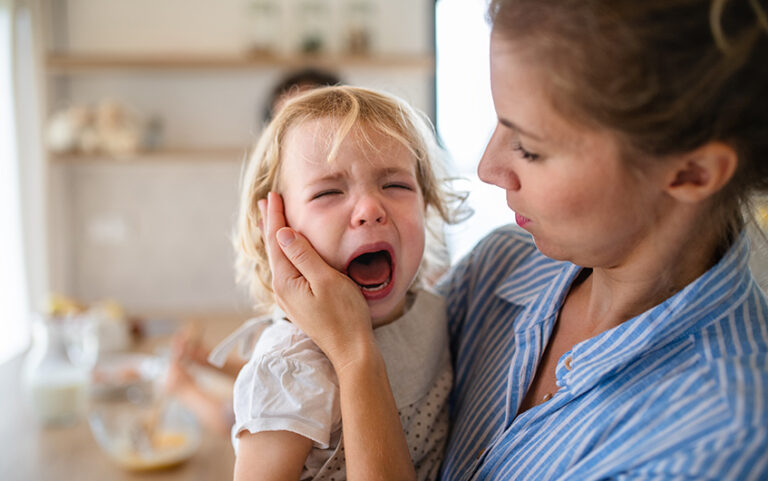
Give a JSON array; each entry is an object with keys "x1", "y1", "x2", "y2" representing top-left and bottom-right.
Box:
[{"x1": 437, "y1": 225, "x2": 768, "y2": 480}]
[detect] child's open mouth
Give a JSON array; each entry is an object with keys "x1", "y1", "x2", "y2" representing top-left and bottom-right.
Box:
[{"x1": 346, "y1": 247, "x2": 395, "y2": 300}]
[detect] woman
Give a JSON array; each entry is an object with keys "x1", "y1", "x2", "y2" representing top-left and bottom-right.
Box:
[{"x1": 260, "y1": 0, "x2": 768, "y2": 479}]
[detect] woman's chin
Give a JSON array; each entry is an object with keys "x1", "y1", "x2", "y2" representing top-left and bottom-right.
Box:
[{"x1": 532, "y1": 238, "x2": 570, "y2": 262}]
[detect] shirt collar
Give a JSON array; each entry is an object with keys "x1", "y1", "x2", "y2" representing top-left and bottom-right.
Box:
[
  {"x1": 563, "y1": 231, "x2": 754, "y2": 395},
  {"x1": 494, "y1": 249, "x2": 580, "y2": 333}
]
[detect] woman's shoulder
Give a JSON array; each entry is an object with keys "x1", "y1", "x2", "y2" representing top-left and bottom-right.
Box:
[
  {"x1": 455, "y1": 224, "x2": 553, "y2": 279},
  {"x1": 437, "y1": 223, "x2": 562, "y2": 309},
  {"x1": 685, "y1": 282, "x2": 768, "y2": 425},
  {"x1": 479, "y1": 223, "x2": 537, "y2": 248}
]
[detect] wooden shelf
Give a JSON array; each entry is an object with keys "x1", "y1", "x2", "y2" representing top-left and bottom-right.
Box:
[
  {"x1": 49, "y1": 147, "x2": 248, "y2": 163},
  {"x1": 46, "y1": 52, "x2": 435, "y2": 73}
]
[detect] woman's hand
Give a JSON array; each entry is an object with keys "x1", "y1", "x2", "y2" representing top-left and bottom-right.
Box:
[
  {"x1": 260, "y1": 192, "x2": 374, "y2": 371},
  {"x1": 260, "y1": 192, "x2": 416, "y2": 481}
]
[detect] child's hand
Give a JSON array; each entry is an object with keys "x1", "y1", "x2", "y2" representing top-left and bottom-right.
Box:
[
  {"x1": 260, "y1": 192, "x2": 375, "y2": 371},
  {"x1": 170, "y1": 324, "x2": 208, "y2": 366},
  {"x1": 165, "y1": 358, "x2": 195, "y2": 395}
]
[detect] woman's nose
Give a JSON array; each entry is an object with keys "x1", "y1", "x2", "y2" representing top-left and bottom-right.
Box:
[
  {"x1": 478, "y1": 127, "x2": 521, "y2": 191},
  {"x1": 351, "y1": 194, "x2": 386, "y2": 226}
]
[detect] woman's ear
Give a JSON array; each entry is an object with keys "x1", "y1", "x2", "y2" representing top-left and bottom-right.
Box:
[{"x1": 664, "y1": 141, "x2": 738, "y2": 203}]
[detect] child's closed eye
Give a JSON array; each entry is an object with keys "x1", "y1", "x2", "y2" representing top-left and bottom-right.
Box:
[
  {"x1": 311, "y1": 189, "x2": 343, "y2": 200},
  {"x1": 383, "y1": 183, "x2": 415, "y2": 191}
]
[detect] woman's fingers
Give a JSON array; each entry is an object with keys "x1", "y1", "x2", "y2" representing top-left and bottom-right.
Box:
[
  {"x1": 275, "y1": 226, "x2": 372, "y2": 362},
  {"x1": 264, "y1": 192, "x2": 338, "y2": 291},
  {"x1": 276, "y1": 228, "x2": 338, "y2": 285},
  {"x1": 260, "y1": 191, "x2": 372, "y2": 365},
  {"x1": 261, "y1": 192, "x2": 301, "y2": 284}
]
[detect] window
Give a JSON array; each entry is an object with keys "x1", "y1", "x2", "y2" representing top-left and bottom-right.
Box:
[
  {"x1": 435, "y1": 0, "x2": 514, "y2": 263},
  {"x1": 0, "y1": 0, "x2": 35, "y2": 362}
]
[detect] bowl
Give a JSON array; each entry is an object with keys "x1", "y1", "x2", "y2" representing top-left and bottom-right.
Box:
[
  {"x1": 87, "y1": 355, "x2": 201, "y2": 471},
  {"x1": 90, "y1": 353, "x2": 160, "y2": 398}
]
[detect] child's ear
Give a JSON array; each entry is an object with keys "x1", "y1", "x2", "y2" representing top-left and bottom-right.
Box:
[{"x1": 664, "y1": 141, "x2": 738, "y2": 203}]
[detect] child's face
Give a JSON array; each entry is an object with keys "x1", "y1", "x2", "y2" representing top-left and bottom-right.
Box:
[{"x1": 279, "y1": 119, "x2": 426, "y2": 326}]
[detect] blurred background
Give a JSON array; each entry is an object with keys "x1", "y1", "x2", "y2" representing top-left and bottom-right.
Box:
[
  {"x1": 1, "y1": 1, "x2": 766, "y2": 479},
  {"x1": 0, "y1": 1, "x2": 510, "y2": 479},
  {"x1": 1, "y1": 0, "x2": 513, "y2": 365}
]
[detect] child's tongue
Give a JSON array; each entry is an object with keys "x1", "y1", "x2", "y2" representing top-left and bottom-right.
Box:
[{"x1": 347, "y1": 252, "x2": 391, "y2": 287}]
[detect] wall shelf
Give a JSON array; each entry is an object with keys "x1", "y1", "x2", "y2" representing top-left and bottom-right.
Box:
[
  {"x1": 46, "y1": 52, "x2": 435, "y2": 73},
  {"x1": 49, "y1": 147, "x2": 248, "y2": 163}
]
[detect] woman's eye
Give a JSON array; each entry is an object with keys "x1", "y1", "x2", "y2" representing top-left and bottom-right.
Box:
[
  {"x1": 512, "y1": 141, "x2": 540, "y2": 161},
  {"x1": 311, "y1": 190, "x2": 342, "y2": 200}
]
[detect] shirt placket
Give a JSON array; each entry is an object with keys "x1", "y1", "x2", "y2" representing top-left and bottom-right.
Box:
[{"x1": 462, "y1": 320, "x2": 554, "y2": 481}]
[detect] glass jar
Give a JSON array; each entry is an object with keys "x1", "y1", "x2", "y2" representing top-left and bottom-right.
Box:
[
  {"x1": 343, "y1": 0, "x2": 377, "y2": 55},
  {"x1": 296, "y1": 0, "x2": 332, "y2": 55},
  {"x1": 23, "y1": 315, "x2": 90, "y2": 427},
  {"x1": 245, "y1": 0, "x2": 281, "y2": 56}
]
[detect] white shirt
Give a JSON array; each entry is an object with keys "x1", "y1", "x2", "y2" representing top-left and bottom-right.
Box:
[{"x1": 210, "y1": 288, "x2": 452, "y2": 480}]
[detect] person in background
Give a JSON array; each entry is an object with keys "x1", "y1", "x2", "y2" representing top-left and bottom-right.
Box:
[
  {"x1": 262, "y1": 67, "x2": 341, "y2": 123},
  {"x1": 163, "y1": 325, "x2": 240, "y2": 437},
  {"x1": 260, "y1": 0, "x2": 768, "y2": 479}
]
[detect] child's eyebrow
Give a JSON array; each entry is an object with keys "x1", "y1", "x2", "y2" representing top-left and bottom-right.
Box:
[
  {"x1": 378, "y1": 166, "x2": 416, "y2": 178},
  {"x1": 305, "y1": 166, "x2": 415, "y2": 186},
  {"x1": 306, "y1": 173, "x2": 344, "y2": 185}
]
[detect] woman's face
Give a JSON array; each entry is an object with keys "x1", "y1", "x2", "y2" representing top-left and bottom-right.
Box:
[{"x1": 479, "y1": 33, "x2": 670, "y2": 268}]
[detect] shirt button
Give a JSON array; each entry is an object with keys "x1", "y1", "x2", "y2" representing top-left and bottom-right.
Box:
[
  {"x1": 564, "y1": 356, "x2": 573, "y2": 371},
  {"x1": 542, "y1": 393, "x2": 553, "y2": 402},
  {"x1": 476, "y1": 448, "x2": 485, "y2": 459}
]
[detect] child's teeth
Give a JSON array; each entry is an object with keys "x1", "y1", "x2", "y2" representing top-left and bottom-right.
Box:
[{"x1": 361, "y1": 277, "x2": 390, "y2": 292}]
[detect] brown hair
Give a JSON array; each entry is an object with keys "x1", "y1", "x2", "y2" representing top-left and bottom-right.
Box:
[
  {"x1": 235, "y1": 85, "x2": 465, "y2": 311},
  {"x1": 488, "y1": 0, "x2": 768, "y2": 246}
]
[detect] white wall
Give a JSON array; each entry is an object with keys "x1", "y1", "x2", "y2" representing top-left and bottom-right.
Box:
[{"x1": 61, "y1": 0, "x2": 430, "y2": 57}]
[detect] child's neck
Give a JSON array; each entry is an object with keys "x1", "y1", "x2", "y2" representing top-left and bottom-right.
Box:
[{"x1": 371, "y1": 290, "x2": 417, "y2": 328}]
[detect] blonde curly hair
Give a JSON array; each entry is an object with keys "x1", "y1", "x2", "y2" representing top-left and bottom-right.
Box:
[{"x1": 234, "y1": 85, "x2": 465, "y2": 312}]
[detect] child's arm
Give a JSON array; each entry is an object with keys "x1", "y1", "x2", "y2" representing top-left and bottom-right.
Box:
[
  {"x1": 335, "y1": 343, "x2": 417, "y2": 481},
  {"x1": 234, "y1": 430, "x2": 313, "y2": 481},
  {"x1": 260, "y1": 193, "x2": 417, "y2": 481}
]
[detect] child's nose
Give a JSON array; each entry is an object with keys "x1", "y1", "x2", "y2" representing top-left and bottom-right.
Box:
[{"x1": 352, "y1": 194, "x2": 387, "y2": 226}]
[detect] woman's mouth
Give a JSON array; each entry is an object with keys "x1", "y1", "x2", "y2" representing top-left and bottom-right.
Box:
[
  {"x1": 515, "y1": 212, "x2": 531, "y2": 227},
  {"x1": 345, "y1": 246, "x2": 395, "y2": 301}
]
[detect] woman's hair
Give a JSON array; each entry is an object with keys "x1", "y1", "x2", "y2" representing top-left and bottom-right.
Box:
[
  {"x1": 236, "y1": 85, "x2": 465, "y2": 311},
  {"x1": 488, "y1": 0, "x2": 768, "y2": 247}
]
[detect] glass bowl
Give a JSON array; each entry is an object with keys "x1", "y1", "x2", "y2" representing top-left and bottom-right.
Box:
[{"x1": 87, "y1": 355, "x2": 201, "y2": 471}]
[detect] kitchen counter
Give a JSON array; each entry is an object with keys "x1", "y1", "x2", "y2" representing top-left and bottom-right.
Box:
[{"x1": 0, "y1": 315, "x2": 247, "y2": 481}]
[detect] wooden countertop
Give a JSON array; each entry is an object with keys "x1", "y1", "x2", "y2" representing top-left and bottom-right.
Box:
[{"x1": 0, "y1": 315, "x2": 248, "y2": 480}]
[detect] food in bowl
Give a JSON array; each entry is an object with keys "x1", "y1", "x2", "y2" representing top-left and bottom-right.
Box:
[
  {"x1": 89, "y1": 397, "x2": 201, "y2": 471},
  {"x1": 88, "y1": 354, "x2": 201, "y2": 471}
]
